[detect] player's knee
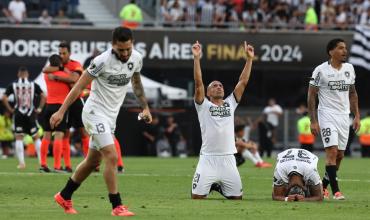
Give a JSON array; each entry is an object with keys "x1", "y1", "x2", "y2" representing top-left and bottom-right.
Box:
[
  {"x1": 191, "y1": 194, "x2": 206, "y2": 199},
  {"x1": 105, "y1": 153, "x2": 118, "y2": 166},
  {"x1": 226, "y1": 195, "x2": 242, "y2": 200}
]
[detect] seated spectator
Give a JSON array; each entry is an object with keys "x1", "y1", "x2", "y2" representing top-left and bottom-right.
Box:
[
  {"x1": 183, "y1": 0, "x2": 198, "y2": 27},
  {"x1": 159, "y1": 0, "x2": 172, "y2": 26},
  {"x1": 242, "y1": 4, "x2": 259, "y2": 31},
  {"x1": 359, "y1": 7, "x2": 370, "y2": 25},
  {"x1": 50, "y1": 0, "x2": 63, "y2": 16},
  {"x1": 67, "y1": 0, "x2": 79, "y2": 17},
  {"x1": 214, "y1": 0, "x2": 226, "y2": 27},
  {"x1": 320, "y1": 0, "x2": 336, "y2": 29},
  {"x1": 234, "y1": 125, "x2": 272, "y2": 168},
  {"x1": 38, "y1": 9, "x2": 52, "y2": 26},
  {"x1": 54, "y1": 8, "x2": 70, "y2": 25},
  {"x1": 119, "y1": 0, "x2": 143, "y2": 29},
  {"x1": 8, "y1": 0, "x2": 26, "y2": 24},
  {"x1": 198, "y1": 0, "x2": 214, "y2": 27},
  {"x1": 168, "y1": 0, "x2": 184, "y2": 24},
  {"x1": 335, "y1": 4, "x2": 348, "y2": 30}
]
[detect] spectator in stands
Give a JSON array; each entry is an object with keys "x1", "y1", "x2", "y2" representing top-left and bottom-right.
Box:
[
  {"x1": 159, "y1": 0, "x2": 172, "y2": 26},
  {"x1": 119, "y1": 0, "x2": 143, "y2": 29},
  {"x1": 320, "y1": 0, "x2": 336, "y2": 29},
  {"x1": 305, "y1": 3, "x2": 318, "y2": 30},
  {"x1": 50, "y1": 0, "x2": 63, "y2": 16},
  {"x1": 256, "y1": 0, "x2": 272, "y2": 28},
  {"x1": 8, "y1": 0, "x2": 26, "y2": 24},
  {"x1": 199, "y1": 0, "x2": 214, "y2": 27},
  {"x1": 335, "y1": 4, "x2": 348, "y2": 30},
  {"x1": 67, "y1": 0, "x2": 79, "y2": 17},
  {"x1": 38, "y1": 9, "x2": 52, "y2": 26},
  {"x1": 242, "y1": 4, "x2": 259, "y2": 31},
  {"x1": 168, "y1": 0, "x2": 184, "y2": 24},
  {"x1": 55, "y1": 8, "x2": 70, "y2": 26},
  {"x1": 359, "y1": 7, "x2": 370, "y2": 25},
  {"x1": 214, "y1": 0, "x2": 226, "y2": 27},
  {"x1": 183, "y1": 0, "x2": 198, "y2": 27}
]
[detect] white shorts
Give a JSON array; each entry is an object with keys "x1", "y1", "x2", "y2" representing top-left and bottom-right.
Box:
[
  {"x1": 318, "y1": 111, "x2": 350, "y2": 150},
  {"x1": 82, "y1": 110, "x2": 115, "y2": 150},
  {"x1": 191, "y1": 154, "x2": 243, "y2": 197}
]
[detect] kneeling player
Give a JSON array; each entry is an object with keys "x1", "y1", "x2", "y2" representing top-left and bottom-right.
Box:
[{"x1": 272, "y1": 148, "x2": 323, "y2": 202}]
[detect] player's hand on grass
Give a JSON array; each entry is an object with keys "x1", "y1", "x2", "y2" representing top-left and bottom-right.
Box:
[
  {"x1": 295, "y1": 194, "x2": 305, "y2": 201},
  {"x1": 287, "y1": 195, "x2": 296, "y2": 201},
  {"x1": 50, "y1": 110, "x2": 64, "y2": 129},
  {"x1": 192, "y1": 41, "x2": 202, "y2": 58},
  {"x1": 310, "y1": 121, "x2": 320, "y2": 136}
]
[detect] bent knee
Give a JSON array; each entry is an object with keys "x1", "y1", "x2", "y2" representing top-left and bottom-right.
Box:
[{"x1": 191, "y1": 194, "x2": 207, "y2": 199}]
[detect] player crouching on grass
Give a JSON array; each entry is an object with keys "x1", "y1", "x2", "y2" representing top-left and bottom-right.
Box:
[{"x1": 272, "y1": 148, "x2": 323, "y2": 202}]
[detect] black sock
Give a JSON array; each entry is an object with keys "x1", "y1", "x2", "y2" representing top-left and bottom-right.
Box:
[
  {"x1": 322, "y1": 172, "x2": 330, "y2": 189},
  {"x1": 326, "y1": 165, "x2": 340, "y2": 194},
  {"x1": 109, "y1": 193, "x2": 122, "y2": 209},
  {"x1": 60, "y1": 178, "x2": 81, "y2": 200}
]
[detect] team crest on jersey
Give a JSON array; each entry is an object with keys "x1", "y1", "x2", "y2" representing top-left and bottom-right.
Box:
[
  {"x1": 107, "y1": 74, "x2": 131, "y2": 86},
  {"x1": 209, "y1": 102, "x2": 231, "y2": 117},
  {"x1": 127, "y1": 62, "x2": 134, "y2": 71},
  {"x1": 344, "y1": 71, "x2": 350, "y2": 78},
  {"x1": 328, "y1": 80, "x2": 350, "y2": 91}
]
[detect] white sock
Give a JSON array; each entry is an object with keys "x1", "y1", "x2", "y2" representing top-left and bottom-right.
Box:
[
  {"x1": 242, "y1": 149, "x2": 259, "y2": 165},
  {"x1": 15, "y1": 140, "x2": 25, "y2": 165},
  {"x1": 34, "y1": 138, "x2": 41, "y2": 163},
  {"x1": 254, "y1": 151, "x2": 264, "y2": 163}
]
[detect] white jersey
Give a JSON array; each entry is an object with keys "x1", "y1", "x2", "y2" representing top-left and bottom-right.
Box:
[
  {"x1": 309, "y1": 61, "x2": 355, "y2": 115},
  {"x1": 84, "y1": 49, "x2": 143, "y2": 125},
  {"x1": 195, "y1": 94, "x2": 238, "y2": 156},
  {"x1": 273, "y1": 148, "x2": 321, "y2": 186}
]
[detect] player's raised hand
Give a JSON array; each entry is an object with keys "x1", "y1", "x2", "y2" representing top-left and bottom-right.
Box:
[
  {"x1": 310, "y1": 121, "x2": 320, "y2": 136},
  {"x1": 50, "y1": 110, "x2": 64, "y2": 129},
  {"x1": 244, "y1": 41, "x2": 254, "y2": 59},
  {"x1": 192, "y1": 41, "x2": 202, "y2": 58}
]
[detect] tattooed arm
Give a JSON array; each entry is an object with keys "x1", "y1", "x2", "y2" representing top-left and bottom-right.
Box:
[
  {"x1": 307, "y1": 86, "x2": 320, "y2": 136},
  {"x1": 349, "y1": 85, "x2": 361, "y2": 132},
  {"x1": 131, "y1": 72, "x2": 152, "y2": 123}
]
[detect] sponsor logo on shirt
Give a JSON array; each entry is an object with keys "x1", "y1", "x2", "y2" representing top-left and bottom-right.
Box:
[
  {"x1": 107, "y1": 74, "x2": 131, "y2": 86},
  {"x1": 209, "y1": 102, "x2": 231, "y2": 117},
  {"x1": 328, "y1": 80, "x2": 350, "y2": 91}
]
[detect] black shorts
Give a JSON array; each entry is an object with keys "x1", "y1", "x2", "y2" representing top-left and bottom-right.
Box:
[
  {"x1": 43, "y1": 104, "x2": 68, "y2": 132},
  {"x1": 13, "y1": 111, "x2": 39, "y2": 136},
  {"x1": 67, "y1": 98, "x2": 84, "y2": 128}
]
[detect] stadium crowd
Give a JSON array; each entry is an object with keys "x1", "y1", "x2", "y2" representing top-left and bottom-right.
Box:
[
  {"x1": 0, "y1": 0, "x2": 84, "y2": 25},
  {"x1": 159, "y1": 0, "x2": 370, "y2": 30}
]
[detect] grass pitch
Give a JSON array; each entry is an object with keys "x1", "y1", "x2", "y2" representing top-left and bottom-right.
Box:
[{"x1": 0, "y1": 156, "x2": 369, "y2": 220}]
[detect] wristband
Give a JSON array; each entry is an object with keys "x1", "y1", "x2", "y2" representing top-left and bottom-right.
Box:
[{"x1": 284, "y1": 197, "x2": 288, "y2": 202}]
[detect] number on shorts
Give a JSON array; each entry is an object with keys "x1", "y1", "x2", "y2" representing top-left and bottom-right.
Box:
[
  {"x1": 96, "y1": 123, "x2": 105, "y2": 134},
  {"x1": 321, "y1": 128, "x2": 331, "y2": 137}
]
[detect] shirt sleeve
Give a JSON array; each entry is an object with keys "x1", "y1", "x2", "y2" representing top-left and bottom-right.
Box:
[
  {"x1": 227, "y1": 93, "x2": 238, "y2": 110},
  {"x1": 134, "y1": 54, "x2": 143, "y2": 73},
  {"x1": 350, "y1": 64, "x2": 356, "y2": 85},
  {"x1": 86, "y1": 54, "x2": 105, "y2": 77},
  {"x1": 4, "y1": 84, "x2": 13, "y2": 96},
  {"x1": 309, "y1": 66, "x2": 321, "y2": 87}
]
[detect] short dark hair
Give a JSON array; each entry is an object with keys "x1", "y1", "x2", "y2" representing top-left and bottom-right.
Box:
[
  {"x1": 18, "y1": 66, "x2": 28, "y2": 72},
  {"x1": 59, "y1": 41, "x2": 71, "y2": 52},
  {"x1": 112, "y1": 27, "x2": 133, "y2": 43},
  {"x1": 326, "y1": 38, "x2": 345, "y2": 56},
  {"x1": 49, "y1": 54, "x2": 62, "y2": 67},
  {"x1": 234, "y1": 125, "x2": 244, "y2": 133}
]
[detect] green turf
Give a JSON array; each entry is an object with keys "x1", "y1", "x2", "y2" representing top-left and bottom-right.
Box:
[{"x1": 0, "y1": 156, "x2": 369, "y2": 220}]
